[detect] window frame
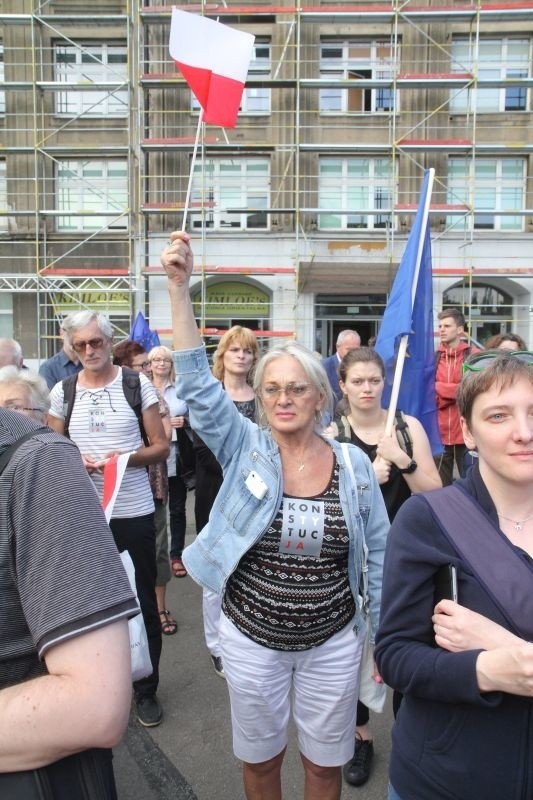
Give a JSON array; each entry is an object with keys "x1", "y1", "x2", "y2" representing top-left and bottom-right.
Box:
[
  {"x1": 189, "y1": 157, "x2": 270, "y2": 232},
  {"x1": 318, "y1": 157, "x2": 394, "y2": 231},
  {"x1": 54, "y1": 41, "x2": 128, "y2": 118},
  {"x1": 55, "y1": 158, "x2": 129, "y2": 232},
  {"x1": 450, "y1": 37, "x2": 531, "y2": 113},
  {"x1": 319, "y1": 39, "x2": 396, "y2": 115},
  {"x1": 446, "y1": 157, "x2": 526, "y2": 232}
]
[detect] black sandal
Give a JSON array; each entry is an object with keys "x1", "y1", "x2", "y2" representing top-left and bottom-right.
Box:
[{"x1": 159, "y1": 610, "x2": 178, "y2": 636}]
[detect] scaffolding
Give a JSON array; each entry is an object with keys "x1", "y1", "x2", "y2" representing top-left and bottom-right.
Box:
[{"x1": 1, "y1": 0, "x2": 532, "y2": 358}]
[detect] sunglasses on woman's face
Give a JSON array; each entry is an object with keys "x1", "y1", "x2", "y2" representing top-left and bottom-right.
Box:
[{"x1": 462, "y1": 350, "x2": 533, "y2": 375}]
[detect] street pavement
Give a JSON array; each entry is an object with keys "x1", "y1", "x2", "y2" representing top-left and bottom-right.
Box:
[{"x1": 114, "y1": 494, "x2": 394, "y2": 800}]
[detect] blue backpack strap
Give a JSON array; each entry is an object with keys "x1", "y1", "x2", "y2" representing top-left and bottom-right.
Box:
[{"x1": 423, "y1": 485, "x2": 533, "y2": 640}]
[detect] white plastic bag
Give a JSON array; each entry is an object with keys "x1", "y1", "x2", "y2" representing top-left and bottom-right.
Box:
[
  {"x1": 120, "y1": 550, "x2": 153, "y2": 681},
  {"x1": 358, "y1": 623, "x2": 387, "y2": 713}
]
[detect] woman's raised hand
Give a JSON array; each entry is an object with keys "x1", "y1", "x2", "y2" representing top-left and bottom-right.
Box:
[{"x1": 161, "y1": 231, "x2": 194, "y2": 287}]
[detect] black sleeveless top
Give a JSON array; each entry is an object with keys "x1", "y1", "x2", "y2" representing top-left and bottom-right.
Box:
[{"x1": 345, "y1": 427, "x2": 411, "y2": 522}]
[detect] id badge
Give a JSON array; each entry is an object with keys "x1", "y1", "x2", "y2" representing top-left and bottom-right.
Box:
[{"x1": 89, "y1": 407, "x2": 107, "y2": 434}]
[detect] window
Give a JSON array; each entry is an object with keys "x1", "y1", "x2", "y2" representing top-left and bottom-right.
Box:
[
  {"x1": 447, "y1": 158, "x2": 525, "y2": 231},
  {"x1": 56, "y1": 160, "x2": 128, "y2": 231},
  {"x1": 190, "y1": 159, "x2": 269, "y2": 231},
  {"x1": 0, "y1": 45, "x2": 5, "y2": 115},
  {"x1": 319, "y1": 158, "x2": 393, "y2": 230},
  {"x1": 191, "y1": 39, "x2": 271, "y2": 116},
  {"x1": 54, "y1": 43, "x2": 128, "y2": 117},
  {"x1": 450, "y1": 38, "x2": 530, "y2": 113},
  {"x1": 320, "y1": 40, "x2": 395, "y2": 114}
]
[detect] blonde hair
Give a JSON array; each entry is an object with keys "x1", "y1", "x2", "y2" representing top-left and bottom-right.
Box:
[
  {"x1": 212, "y1": 326, "x2": 259, "y2": 382},
  {"x1": 148, "y1": 345, "x2": 175, "y2": 383}
]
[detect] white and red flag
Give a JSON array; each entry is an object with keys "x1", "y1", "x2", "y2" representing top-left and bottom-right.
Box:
[
  {"x1": 102, "y1": 452, "x2": 132, "y2": 524},
  {"x1": 169, "y1": 9, "x2": 255, "y2": 129}
]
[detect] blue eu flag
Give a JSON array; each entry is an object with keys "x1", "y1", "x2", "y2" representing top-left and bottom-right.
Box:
[
  {"x1": 375, "y1": 170, "x2": 442, "y2": 455},
  {"x1": 130, "y1": 311, "x2": 161, "y2": 352}
]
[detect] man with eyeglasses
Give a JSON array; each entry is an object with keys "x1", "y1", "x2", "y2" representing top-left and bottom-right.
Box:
[{"x1": 47, "y1": 310, "x2": 169, "y2": 729}]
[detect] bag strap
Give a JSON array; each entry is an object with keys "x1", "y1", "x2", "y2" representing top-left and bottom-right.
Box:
[
  {"x1": 423, "y1": 485, "x2": 533, "y2": 639},
  {"x1": 341, "y1": 442, "x2": 369, "y2": 613},
  {"x1": 0, "y1": 427, "x2": 50, "y2": 476}
]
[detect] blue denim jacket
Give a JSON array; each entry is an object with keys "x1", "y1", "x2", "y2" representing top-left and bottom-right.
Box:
[{"x1": 174, "y1": 347, "x2": 389, "y2": 639}]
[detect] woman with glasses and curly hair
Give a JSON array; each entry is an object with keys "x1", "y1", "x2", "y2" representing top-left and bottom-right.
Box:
[{"x1": 375, "y1": 349, "x2": 533, "y2": 800}]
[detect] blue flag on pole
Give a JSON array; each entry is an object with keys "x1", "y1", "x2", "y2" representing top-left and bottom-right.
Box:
[
  {"x1": 130, "y1": 311, "x2": 161, "y2": 351},
  {"x1": 375, "y1": 170, "x2": 442, "y2": 455}
]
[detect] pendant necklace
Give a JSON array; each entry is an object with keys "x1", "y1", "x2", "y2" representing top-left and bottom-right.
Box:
[{"x1": 497, "y1": 513, "x2": 533, "y2": 532}]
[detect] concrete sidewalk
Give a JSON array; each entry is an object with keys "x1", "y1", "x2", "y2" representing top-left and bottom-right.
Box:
[{"x1": 114, "y1": 496, "x2": 394, "y2": 799}]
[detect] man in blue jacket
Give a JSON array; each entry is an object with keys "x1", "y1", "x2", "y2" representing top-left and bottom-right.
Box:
[{"x1": 322, "y1": 329, "x2": 361, "y2": 404}]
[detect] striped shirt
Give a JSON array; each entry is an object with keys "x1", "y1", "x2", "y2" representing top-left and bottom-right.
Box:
[
  {"x1": 0, "y1": 409, "x2": 137, "y2": 688},
  {"x1": 222, "y1": 457, "x2": 355, "y2": 651},
  {"x1": 49, "y1": 368, "x2": 158, "y2": 518}
]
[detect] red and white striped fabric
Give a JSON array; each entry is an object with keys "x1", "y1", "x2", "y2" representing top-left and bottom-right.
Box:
[{"x1": 169, "y1": 9, "x2": 255, "y2": 129}]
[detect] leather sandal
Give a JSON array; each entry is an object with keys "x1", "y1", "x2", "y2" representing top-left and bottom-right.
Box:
[
  {"x1": 171, "y1": 558, "x2": 187, "y2": 578},
  {"x1": 159, "y1": 610, "x2": 178, "y2": 635}
]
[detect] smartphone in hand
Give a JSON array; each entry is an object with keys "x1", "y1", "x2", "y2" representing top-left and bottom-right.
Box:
[{"x1": 434, "y1": 563, "x2": 458, "y2": 604}]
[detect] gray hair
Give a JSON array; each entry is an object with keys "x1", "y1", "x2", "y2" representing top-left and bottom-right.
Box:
[
  {"x1": 0, "y1": 366, "x2": 50, "y2": 423},
  {"x1": 253, "y1": 342, "x2": 334, "y2": 429},
  {"x1": 61, "y1": 311, "x2": 114, "y2": 345},
  {"x1": 0, "y1": 338, "x2": 23, "y2": 368},
  {"x1": 336, "y1": 329, "x2": 361, "y2": 346}
]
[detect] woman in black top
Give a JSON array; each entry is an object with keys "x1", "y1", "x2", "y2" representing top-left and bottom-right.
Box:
[{"x1": 334, "y1": 347, "x2": 441, "y2": 786}]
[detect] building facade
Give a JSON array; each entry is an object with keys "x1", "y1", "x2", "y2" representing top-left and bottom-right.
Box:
[{"x1": 1, "y1": 0, "x2": 532, "y2": 360}]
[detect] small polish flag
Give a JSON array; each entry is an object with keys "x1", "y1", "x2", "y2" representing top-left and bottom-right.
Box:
[
  {"x1": 102, "y1": 453, "x2": 133, "y2": 524},
  {"x1": 169, "y1": 9, "x2": 255, "y2": 129}
]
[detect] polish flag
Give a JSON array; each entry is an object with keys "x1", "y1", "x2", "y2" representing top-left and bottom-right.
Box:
[
  {"x1": 169, "y1": 9, "x2": 255, "y2": 129},
  {"x1": 102, "y1": 452, "x2": 132, "y2": 523}
]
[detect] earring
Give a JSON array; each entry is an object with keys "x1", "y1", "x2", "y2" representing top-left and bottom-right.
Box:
[{"x1": 315, "y1": 408, "x2": 323, "y2": 425}]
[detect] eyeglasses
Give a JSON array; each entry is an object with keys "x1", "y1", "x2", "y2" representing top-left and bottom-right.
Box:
[
  {"x1": 132, "y1": 361, "x2": 150, "y2": 370},
  {"x1": 71, "y1": 337, "x2": 106, "y2": 353},
  {"x1": 3, "y1": 404, "x2": 44, "y2": 413},
  {"x1": 261, "y1": 382, "x2": 312, "y2": 399},
  {"x1": 462, "y1": 350, "x2": 533, "y2": 374},
  {"x1": 151, "y1": 357, "x2": 171, "y2": 364}
]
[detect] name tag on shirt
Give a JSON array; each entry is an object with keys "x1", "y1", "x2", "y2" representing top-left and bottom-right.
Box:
[
  {"x1": 279, "y1": 498, "x2": 325, "y2": 557},
  {"x1": 89, "y1": 407, "x2": 107, "y2": 434}
]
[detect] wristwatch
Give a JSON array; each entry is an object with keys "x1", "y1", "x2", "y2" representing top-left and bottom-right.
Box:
[{"x1": 398, "y1": 459, "x2": 418, "y2": 474}]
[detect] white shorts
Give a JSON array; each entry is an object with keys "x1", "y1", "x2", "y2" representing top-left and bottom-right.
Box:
[{"x1": 219, "y1": 612, "x2": 364, "y2": 767}]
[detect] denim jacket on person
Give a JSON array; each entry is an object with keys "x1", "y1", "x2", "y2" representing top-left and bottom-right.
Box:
[{"x1": 174, "y1": 346, "x2": 389, "y2": 640}]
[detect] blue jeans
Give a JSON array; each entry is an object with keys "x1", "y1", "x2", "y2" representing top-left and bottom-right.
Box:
[{"x1": 389, "y1": 784, "x2": 402, "y2": 800}]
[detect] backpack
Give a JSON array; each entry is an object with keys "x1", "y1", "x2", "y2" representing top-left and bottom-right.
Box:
[
  {"x1": 61, "y1": 367, "x2": 148, "y2": 446},
  {"x1": 337, "y1": 410, "x2": 413, "y2": 458}
]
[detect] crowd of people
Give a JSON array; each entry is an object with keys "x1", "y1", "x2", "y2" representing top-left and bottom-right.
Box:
[{"x1": 0, "y1": 244, "x2": 531, "y2": 799}]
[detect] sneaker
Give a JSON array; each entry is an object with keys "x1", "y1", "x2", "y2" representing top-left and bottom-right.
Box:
[
  {"x1": 211, "y1": 655, "x2": 226, "y2": 679},
  {"x1": 136, "y1": 694, "x2": 163, "y2": 728},
  {"x1": 343, "y1": 738, "x2": 374, "y2": 786}
]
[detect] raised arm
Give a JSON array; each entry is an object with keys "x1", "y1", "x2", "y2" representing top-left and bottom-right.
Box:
[{"x1": 160, "y1": 231, "x2": 202, "y2": 351}]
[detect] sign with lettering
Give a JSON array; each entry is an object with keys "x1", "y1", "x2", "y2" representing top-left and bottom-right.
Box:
[{"x1": 192, "y1": 281, "x2": 269, "y2": 317}]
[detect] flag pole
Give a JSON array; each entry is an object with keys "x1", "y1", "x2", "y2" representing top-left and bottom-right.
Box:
[
  {"x1": 383, "y1": 168, "x2": 435, "y2": 437},
  {"x1": 181, "y1": 111, "x2": 204, "y2": 232}
]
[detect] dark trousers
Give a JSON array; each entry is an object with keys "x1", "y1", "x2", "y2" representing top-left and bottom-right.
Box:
[
  {"x1": 435, "y1": 444, "x2": 468, "y2": 486},
  {"x1": 110, "y1": 513, "x2": 161, "y2": 700},
  {"x1": 168, "y1": 474, "x2": 187, "y2": 558}
]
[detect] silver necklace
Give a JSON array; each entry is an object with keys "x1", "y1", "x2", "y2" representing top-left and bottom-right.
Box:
[{"x1": 497, "y1": 513, "x2": 533, "y2": 532}]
